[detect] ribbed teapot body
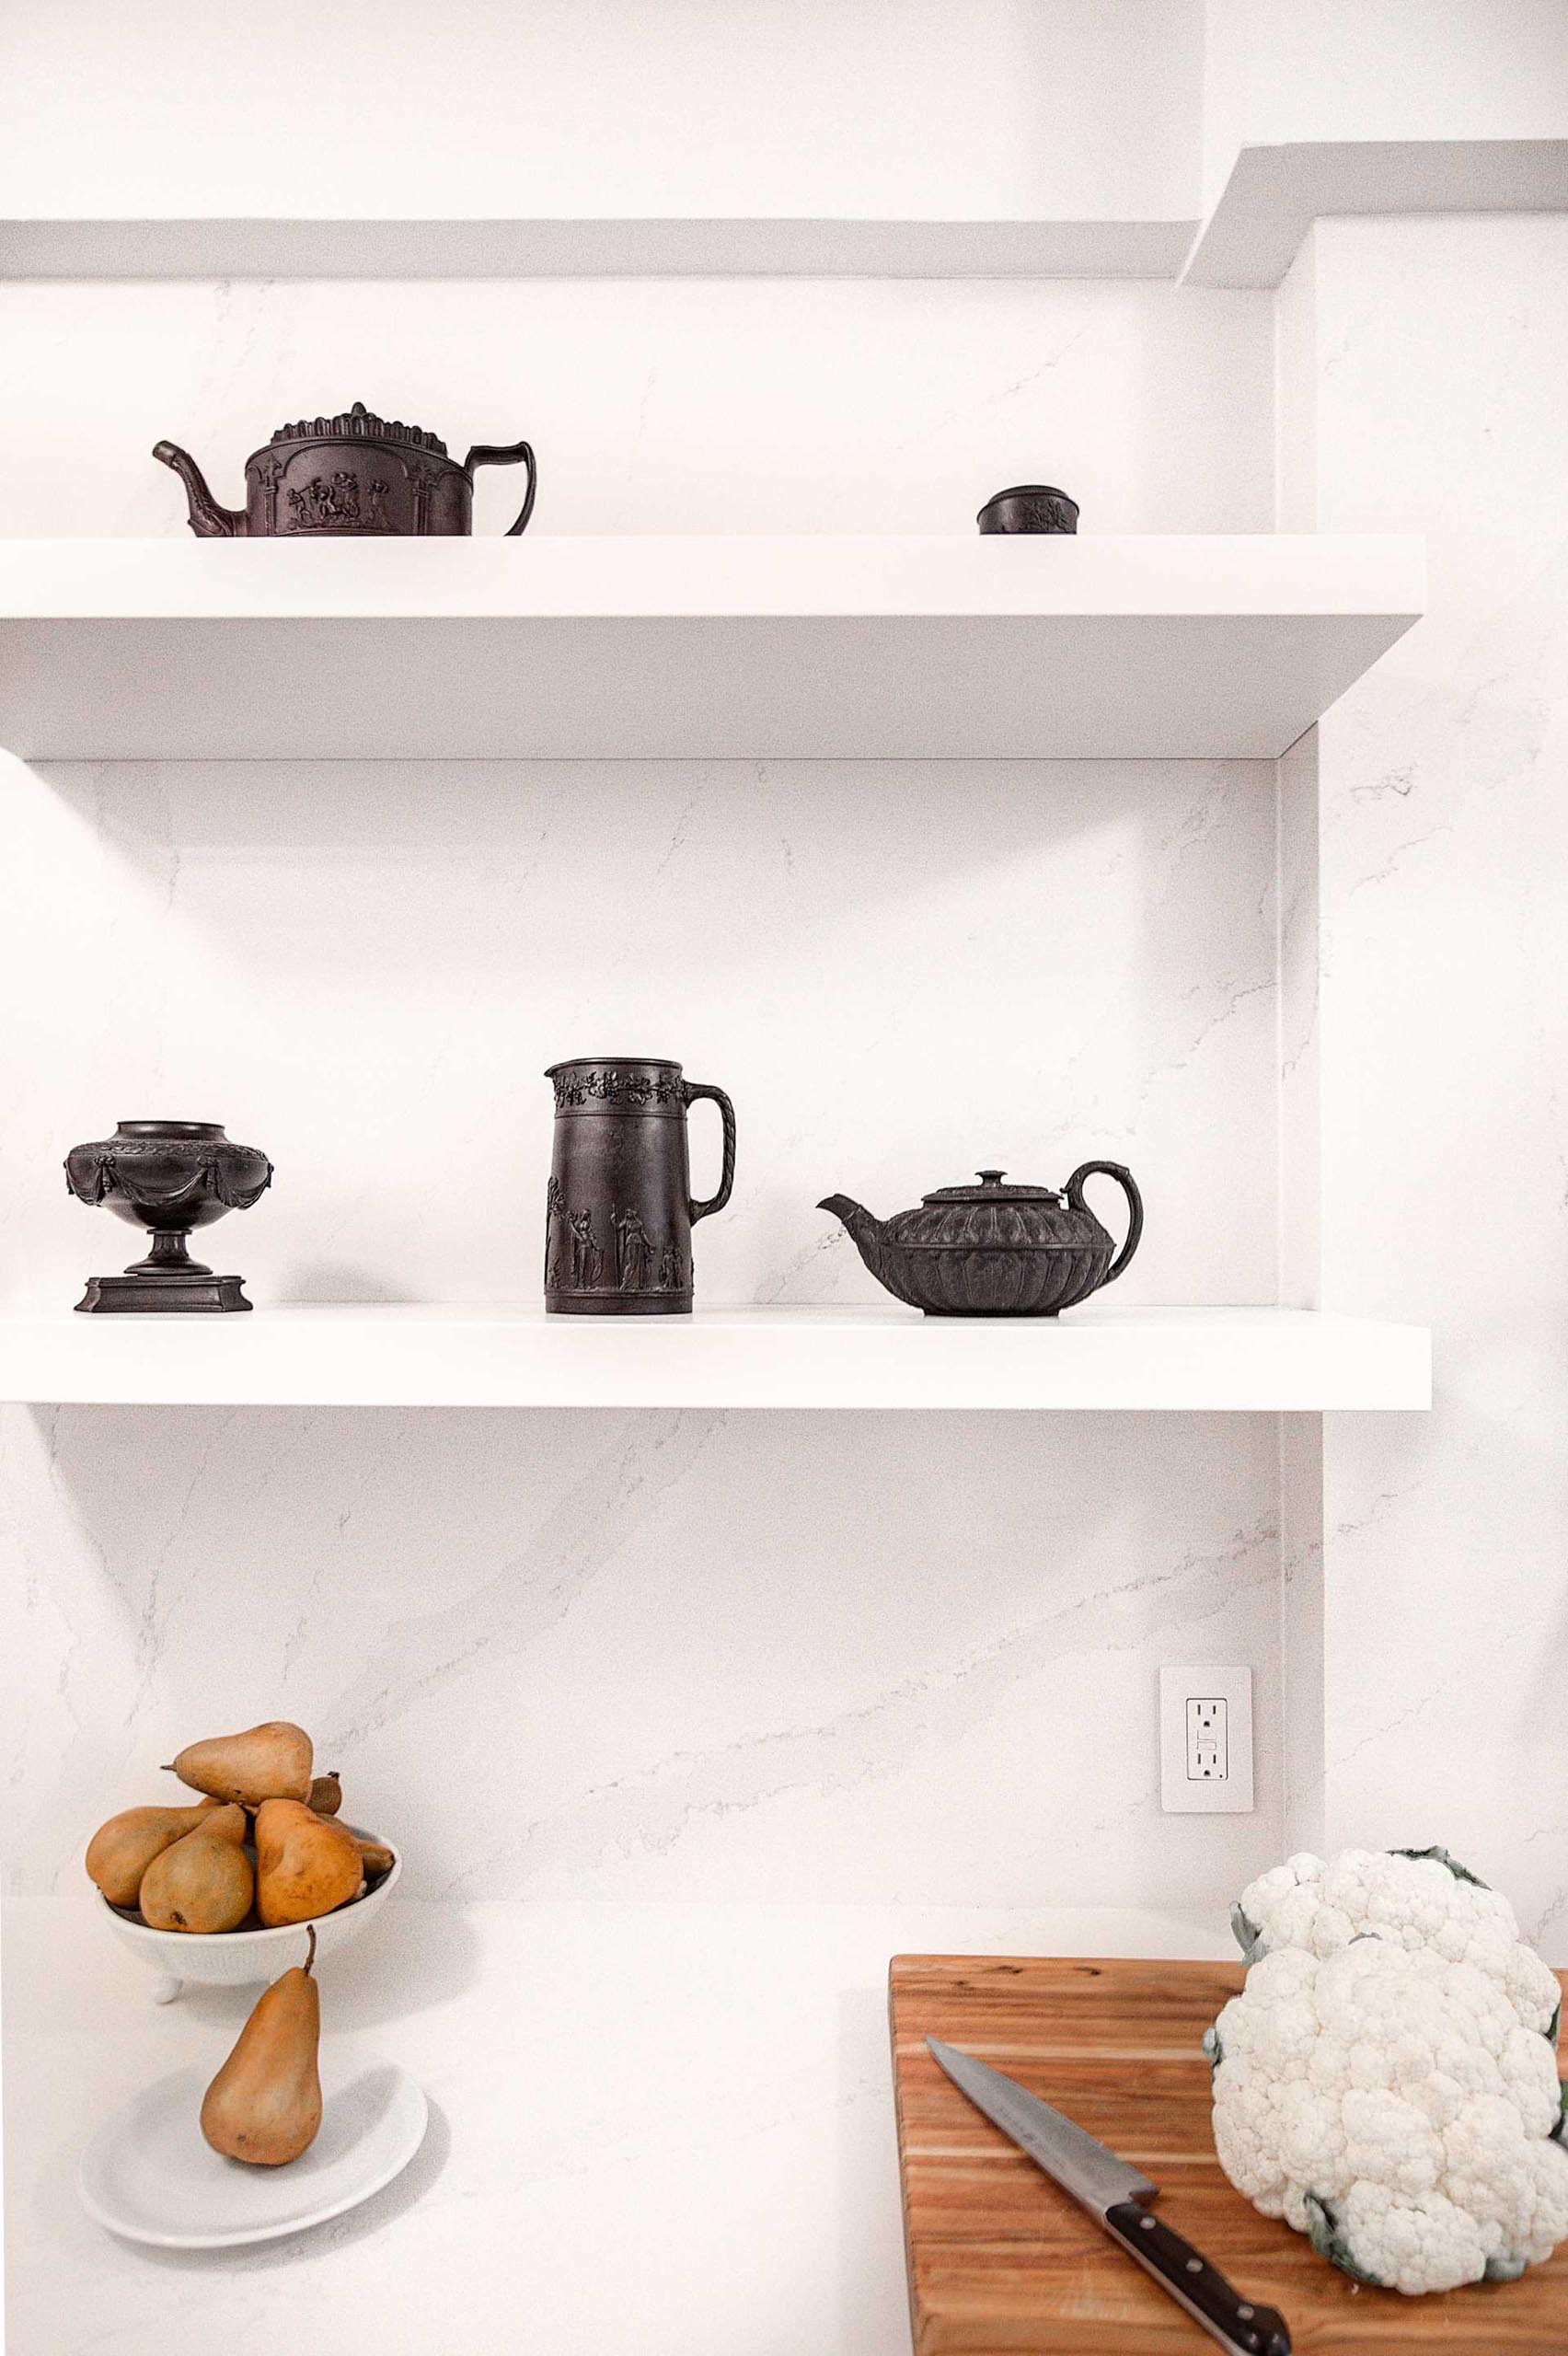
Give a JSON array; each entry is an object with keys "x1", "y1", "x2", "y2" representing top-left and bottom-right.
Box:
[
  {"x1": 822, "y1": 1163, "x2": 1141, "y2": 1318},
  {"x1": 872, "y1": 1230, "x2": 1113, "y2": 1317}
]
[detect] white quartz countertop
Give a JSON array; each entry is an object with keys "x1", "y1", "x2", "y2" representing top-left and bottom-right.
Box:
[{"x1": 4, "y1": 1893, "x2": 1230, "y2": 2355}]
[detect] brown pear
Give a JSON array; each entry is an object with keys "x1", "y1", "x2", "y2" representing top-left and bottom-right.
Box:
[
  {"x1": 254, "y1": 1797, "x2": 363, "y2": 1927},
  {"x1": 201, "y1": 1925, "x2": 322, "y2": 2165},
  {"x1": 138, "y1": 1803, "x2": 253, "y2": 1933},
  {"x1": 164, "y1": 1721, "x2": 314, "y2": 1808},
  {"x1": 307, "y1": 1771, "x2": 343, "y2": 1818},
  {"x1": 354, "y1": 1837, "x2": 396, "y2": 1878},
  {"x1": 85, "y1": 1797, "x2": 225, "y2": 1908}
]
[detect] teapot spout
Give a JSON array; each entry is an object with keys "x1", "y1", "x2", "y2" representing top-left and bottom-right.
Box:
[
  {"x1": 153, "y1": 441, "x2": 245, "y2": 537},
  {"x1": 818, "y1": 1193, "x2": 887, "y2": 1276}
]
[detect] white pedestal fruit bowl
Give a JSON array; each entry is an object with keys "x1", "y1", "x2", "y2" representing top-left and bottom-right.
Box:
[{"x1": 98, "y1": 1847, "x2": 402, "y2": 2002}]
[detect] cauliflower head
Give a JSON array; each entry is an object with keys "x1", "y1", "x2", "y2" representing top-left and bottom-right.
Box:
[
  {"x1": 1232, "y1": 1847, "x2": 1561, "y2": 2040},
  {"x1": 1206, "y1": 1937, "x2": 1568, "y2": 2295}
]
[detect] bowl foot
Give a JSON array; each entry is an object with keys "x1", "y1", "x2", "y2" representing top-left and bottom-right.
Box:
[{"x1": 149, "y1": 1970, "x2": 184, "y2": 2005}]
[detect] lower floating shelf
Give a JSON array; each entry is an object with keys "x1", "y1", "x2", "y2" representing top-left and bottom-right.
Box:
[{"x1": 0, "y1": 1303, "x2": 1431, "y2": 1411}]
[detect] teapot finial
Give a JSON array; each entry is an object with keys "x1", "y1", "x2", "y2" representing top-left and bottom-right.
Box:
[{"x1": 976, "y1": 1168, "x2": 1006, "y2": 1186}]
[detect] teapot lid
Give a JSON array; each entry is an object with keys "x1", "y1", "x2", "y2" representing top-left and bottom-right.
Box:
[
  {"x1": 921, "y1": 1167, "x2": 1063, "y2": 1204},
  {"x1": 269, "y1": 401, "x2": 448, "y2": 456}
]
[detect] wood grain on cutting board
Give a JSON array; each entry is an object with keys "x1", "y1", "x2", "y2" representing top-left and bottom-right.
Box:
[{"x1": 890, "y1": 1954, "x2": 1568, "y2": 2354}]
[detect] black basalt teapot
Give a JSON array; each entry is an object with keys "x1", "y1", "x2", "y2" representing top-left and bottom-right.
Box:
[
  {"x1": 155, "y1": 402, "x2": 536, "y2": 537},
  {"x1": 819, "y1": 1162, "x2": 1142, "y2": 1316}
]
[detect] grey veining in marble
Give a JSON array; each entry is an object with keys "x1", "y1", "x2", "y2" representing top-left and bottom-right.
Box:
[{"x1": 1, "y1": 1405, "x2": 1283, "y2": 1911}]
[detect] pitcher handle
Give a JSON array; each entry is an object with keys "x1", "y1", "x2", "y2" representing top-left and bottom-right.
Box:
[
  {"x1": 463, "y1": 440, "x2": 537, "y2": 536},
  {"x1": 1065, "y1": 1161, "x2": 1143, "y2": 1287},
  {"x1": 684, "y1": 1081, "x2": 736, "y2": 1225}
]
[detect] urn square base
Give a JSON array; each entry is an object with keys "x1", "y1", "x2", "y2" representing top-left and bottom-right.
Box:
[{"x1": 75, "y1": 1273, "x2": 253, "y2": 1314}]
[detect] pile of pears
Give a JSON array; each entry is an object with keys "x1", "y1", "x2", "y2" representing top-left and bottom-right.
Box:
[
  {"x1": 85, "y1": 1718, "x2": 395, "y2": 1934},
  {"x1": 86, "y1": 1720, "x2": 399, "y2": 2168}
]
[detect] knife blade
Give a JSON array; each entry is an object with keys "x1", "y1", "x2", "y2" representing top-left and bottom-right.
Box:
[{"x1": 926, "y1": 2038, "x2": 1290, "y2": 2356}]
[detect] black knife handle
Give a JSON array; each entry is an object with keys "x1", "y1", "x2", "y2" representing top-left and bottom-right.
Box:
[{"x1": 1104, "y1": 2201, "x2": 1290, "y2": 2355}]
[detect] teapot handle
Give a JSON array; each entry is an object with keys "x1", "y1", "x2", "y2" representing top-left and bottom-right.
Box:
[
  {"x1": 1065, "y1": 1161, "x2": 1143, "y2": 1288},
  {"x1": 464, "y1": 440, "x2": 537, "y2": 536},
  {"x1": 683, "y1": 1081, "x2": 736, "y2": 1225}
]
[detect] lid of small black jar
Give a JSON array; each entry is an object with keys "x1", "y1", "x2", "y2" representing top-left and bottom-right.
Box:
[
  {"x1": 982, "y1": 485, "x2": 1074, "y2": 506},
  {"x1": 921, "y1": 1168, "x2": 1063, "y2": 1203},
  {"x1": 268, "y1": 401, "x2": 448, "y2": 456}
]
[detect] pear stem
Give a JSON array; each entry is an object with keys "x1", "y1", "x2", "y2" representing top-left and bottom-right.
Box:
[{"x1": 304, "y1": 1923, "x2": 317, "y2": 1976}]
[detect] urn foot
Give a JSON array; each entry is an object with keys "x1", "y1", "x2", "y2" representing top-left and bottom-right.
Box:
[{"x1": 75, "y1": 1272, "x2": 253, "y2": 1313}]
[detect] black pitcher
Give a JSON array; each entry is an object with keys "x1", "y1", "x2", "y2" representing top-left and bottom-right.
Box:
[{"x1": 544, "y1": 1058, "x2": 736, "y2": 1316}]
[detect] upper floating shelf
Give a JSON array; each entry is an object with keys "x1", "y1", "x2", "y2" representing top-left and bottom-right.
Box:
[
  {"x1": 1185, "y1": 138, "x2": 1568, "y2": 288},
  {"x1": 0, "y1": 536, "x2": 1423, "y2": 761},
  {"x1": 0, "y1": 1304, "x2": 1431, "y2": 1412},
  {"x1": 0, "y1": 216, "x2": 1200, "y2": 282}
]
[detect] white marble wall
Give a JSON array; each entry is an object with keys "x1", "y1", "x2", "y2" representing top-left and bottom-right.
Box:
[
  {"x1": 0, "y1": 277, "x2": 1269, "y2": 538},
  {"x1": 0, "y1": 1405, "x2": 1284, "y2": 1910},
  {"x1": 0, "y1": 272, "x2": 1286, "y2": 1919},
  {"x1": 0, "y1": 0, "x2": 1203, "y2": 227},
  {"x1": 0, "y1": 752, "x2": 1278, "y2": 1314},
  {"x1": 1279, "y1": 215, "x2": 1568, "y2": 1948}
]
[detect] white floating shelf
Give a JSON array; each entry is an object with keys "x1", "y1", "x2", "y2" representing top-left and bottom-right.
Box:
[
  {"x1": 0, "y1": 215, "x2": 1199, "y2": 281},
  {"x1": 1185, "y1": 138, "x2": 1568, "y2": 289},
  {"x1": 0, "y1": 1304, "x2": 1432, "y2": 1412},
  {"x1": 0, "y1": 535, "x2": 1423, "y2": 761}
]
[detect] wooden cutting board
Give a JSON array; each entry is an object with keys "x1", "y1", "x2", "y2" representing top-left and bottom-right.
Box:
[{"x1": 890, "y1": 1954, "x2": 1568, "y2": 2353}]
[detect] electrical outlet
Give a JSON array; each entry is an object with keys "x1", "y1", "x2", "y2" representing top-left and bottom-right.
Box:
[
  {"x1": 1187, "y1": 1695, "x2": 1227, "y2": 1781},
  {"x1": 1160, "y1": 1667, "x2": 1253, "y2": 1813}
]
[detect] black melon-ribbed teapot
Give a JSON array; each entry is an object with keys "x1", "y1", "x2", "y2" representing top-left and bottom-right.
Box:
[{"x1": 819, "y1": 1162, "x2": 1142, "y2": 1316}]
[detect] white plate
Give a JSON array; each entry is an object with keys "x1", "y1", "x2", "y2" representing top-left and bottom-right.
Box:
[{"x1": 78, "y1": 2046, "x2": 428, "y2": 2248}]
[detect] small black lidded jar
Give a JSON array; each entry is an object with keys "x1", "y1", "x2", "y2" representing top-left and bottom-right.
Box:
[
  {"x1": 976, "y1": 484, "x2": 1079, "y2": 535},
  {"x1": 544, "y1": 1058, "x2": 736, "y2": 1316}
]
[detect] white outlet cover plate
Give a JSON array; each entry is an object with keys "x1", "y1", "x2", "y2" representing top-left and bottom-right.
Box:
[{"x1": 1160, "y1": 1666, "x2": 1253, "y2": 1813}]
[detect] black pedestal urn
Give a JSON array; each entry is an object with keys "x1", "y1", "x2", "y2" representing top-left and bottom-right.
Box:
[
  {"x1": 64, "y1": 1120, "x2": 273, "y2": 1312},
  {"x1": 544, "y1": 1059, "x2": 736, "y2": 1315}
]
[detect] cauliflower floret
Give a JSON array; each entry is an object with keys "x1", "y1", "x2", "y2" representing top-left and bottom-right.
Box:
[
  {"x1": 1232, "y1": 1847, "x2": 1562, "y2": 2038},
  {"x1": 1208, "y1": 1939, "x2": 1568, "y2": 2295}
]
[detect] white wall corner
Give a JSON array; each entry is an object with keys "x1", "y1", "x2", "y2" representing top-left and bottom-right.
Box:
[
  {"x1": 1278, "y1": 1414, "x2": 1326, "y2": 1854},
  {"x1": 1275, "y1": 729, "x2": 1320, "y2": 1313},
  {"x1": 1274, "y1": 225, "x2": 1318, "y2": 532}
]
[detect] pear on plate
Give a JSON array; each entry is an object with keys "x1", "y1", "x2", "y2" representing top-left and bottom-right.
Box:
[
  {"x1": 138, "y1": 1802, "x2": 253, "y2": 1934},
  {"x1": 85, "y1": 1798, "x2": 225, "y2": 1909},
  {"x1": 201, "y1": 1925, "x2": 321, "y2": 2165},
  {"x1": 307, "y1": 1771, "x2": 343, "y2": 1818},
  {"x1": 164, "y1": 1721, "x2": 314, "y2": 1808},
  {"x1": 354, "y1": 1837, "x2": 396, "y2": 1878},
  {"x1": 254, "y1": 1797, "x2": 364, "y2": 1927}
]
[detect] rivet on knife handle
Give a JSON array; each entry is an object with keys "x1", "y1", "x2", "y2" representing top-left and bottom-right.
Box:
[{"x1": 1103, "y1": 2201, "x2": 1290, "y2": 2356}]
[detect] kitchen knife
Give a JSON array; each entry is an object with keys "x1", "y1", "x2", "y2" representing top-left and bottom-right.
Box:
[{"x1": 926, "y1": 2038, "x2": 1290, "y2": 2356}]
